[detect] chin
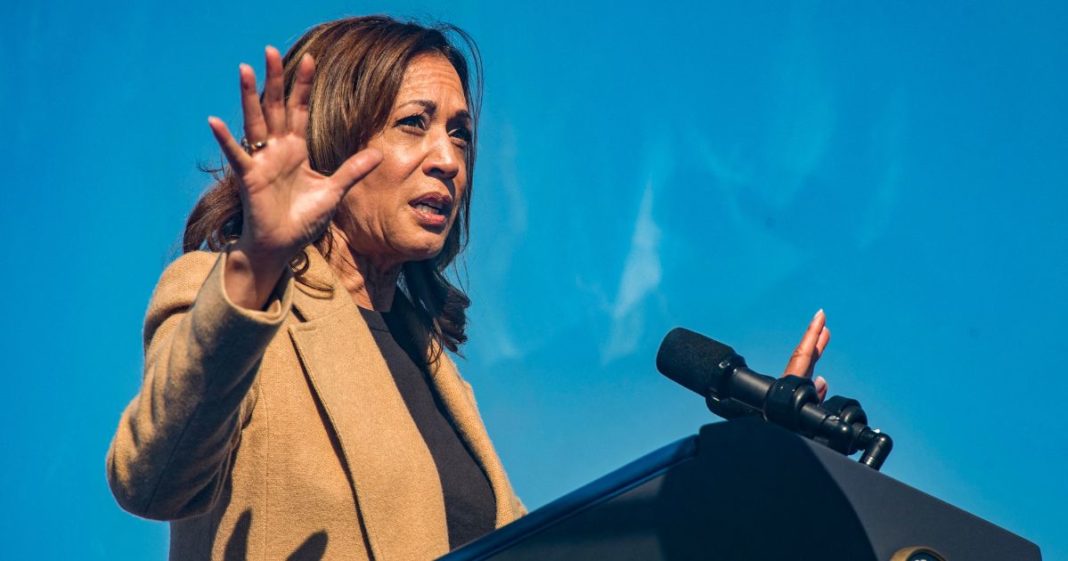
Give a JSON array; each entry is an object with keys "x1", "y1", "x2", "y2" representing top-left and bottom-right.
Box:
[{"x1": 400, "y1": 235, "x2": 447, "y2": 263}]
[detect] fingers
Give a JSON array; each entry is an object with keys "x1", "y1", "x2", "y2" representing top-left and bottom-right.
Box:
[
  {"x1": 262, "y1": 46, "x2": 287, "y2": 135},
  {"x1": 208, "y1": 117, "x2": 252, "y2": 173},
  {"x1": 814, "y1": 376, "x2": 828, "y2": 401},
  {"x1": 239, "y1": 47, "x2": 312, "y2": 143},
  {"x1": 239, "y1": 64, "x2": 268, "y2": 143},
  {"x1": 328, "y1": 148, "x2": 384, "y2": 197},
  {"x1": 816, "y1": 325, "x2": 831, "y2": 358},
  {"x1": 784, "y1": 309, "x2": 827, "y2": 378},
  {"x1": 814, "y1": 323, "x2": 830, "y2": 401},
  {"x1": 287, "y1": 54, "x2": 315, "y2": 137}
]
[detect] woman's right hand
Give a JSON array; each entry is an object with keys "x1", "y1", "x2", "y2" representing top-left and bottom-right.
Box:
[
  {"x1": 782, "y1": 309, "x2": 831, "y2": 400},
  {"x1": 207, "y1": 47, "x2": 383, "y2": 309}
]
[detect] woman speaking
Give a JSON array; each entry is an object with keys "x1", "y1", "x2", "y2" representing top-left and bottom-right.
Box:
[{"x1": 107, "y1": 15, "x2": 830, "y2": 561}]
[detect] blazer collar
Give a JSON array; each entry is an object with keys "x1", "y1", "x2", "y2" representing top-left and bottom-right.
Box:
[
  {"x1": 390, "y1": 294, "x2": 523, "y2": 527},
  {"x1": 287, "y1": 246, "x2": 521, "y2": 558},
  {"x1": 289, "y1": 247, "x2": 449, "y2": 559},
  {"x1": 290, "y1": 246, "x2": 349, "y2": 322}
]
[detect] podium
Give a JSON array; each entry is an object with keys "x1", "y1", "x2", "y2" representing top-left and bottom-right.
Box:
[{"x1": 440, "y1": 418, "x2": 1040, "y2": 561}]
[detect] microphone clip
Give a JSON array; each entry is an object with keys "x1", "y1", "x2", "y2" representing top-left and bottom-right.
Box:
[{"x1": 711, "y1": 375, "x2": 894, "y2": 470}]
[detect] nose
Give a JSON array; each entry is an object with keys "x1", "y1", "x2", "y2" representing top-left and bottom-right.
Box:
[{"x1": 422, "y1": 131, "x2": 461, "y2": 182}]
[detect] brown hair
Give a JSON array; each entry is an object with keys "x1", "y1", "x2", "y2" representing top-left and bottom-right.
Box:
[{"x1": 183, "y1": 15, "x2": 482, "y2": 357}]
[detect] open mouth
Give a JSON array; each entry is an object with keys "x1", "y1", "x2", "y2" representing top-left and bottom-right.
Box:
[
  {"x1": 412, "y1": 201, "x2": 447, "y2": 216},
  {"x1": 409, "y1": 193, "x2": 453, "y2": 219}
]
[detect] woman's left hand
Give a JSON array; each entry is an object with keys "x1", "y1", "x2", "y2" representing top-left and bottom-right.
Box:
[{"x1": 783, "y1": 309, "x2": 831, "y2": 401}]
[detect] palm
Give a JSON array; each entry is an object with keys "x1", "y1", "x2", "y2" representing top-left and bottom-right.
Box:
[
  {"x1": 240, "y1": 135, "x2": 335, "y2": 250},
  {"x1": 207, "y1": 47, "x2": 381, "y2": 261}
]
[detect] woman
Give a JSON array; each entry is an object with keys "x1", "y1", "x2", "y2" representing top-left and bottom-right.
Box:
[
  {"x1": 107, "y1": 14, "x2": 830, "y2": 561},
  {"x1": 108, "y1": 16, "x2": 523, "y2": 560}
]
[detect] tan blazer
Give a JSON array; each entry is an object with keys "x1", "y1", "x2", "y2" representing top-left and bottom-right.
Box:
[{"x1": 107, "y1": 247, "x2": 524, "y2": 561}]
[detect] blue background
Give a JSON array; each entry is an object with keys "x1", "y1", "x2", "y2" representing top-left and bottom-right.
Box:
[{"x1": 2, "y1": 1, "x2": 1065, "y2": 558}]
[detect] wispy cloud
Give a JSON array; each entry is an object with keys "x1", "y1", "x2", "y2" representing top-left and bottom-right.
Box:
[{"x1": 601, "y1": 182, "x2": 662, "y2": 363}]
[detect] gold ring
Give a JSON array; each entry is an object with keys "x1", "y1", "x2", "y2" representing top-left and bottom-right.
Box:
[{"x1": 241, "y1": 138, "x2": 269, "y2": 154}]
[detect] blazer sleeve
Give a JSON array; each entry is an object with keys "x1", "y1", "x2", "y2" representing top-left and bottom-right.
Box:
[{"x1": 106, "y1": 249, "x2": 293, "y2": 520}]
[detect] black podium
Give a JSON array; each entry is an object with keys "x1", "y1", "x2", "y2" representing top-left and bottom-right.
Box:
[{"x1": 440, "y1": 418, "x2": 1040, "y2": 561}]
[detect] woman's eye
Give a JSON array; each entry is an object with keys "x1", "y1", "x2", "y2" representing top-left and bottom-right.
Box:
[
  {"x1": 397, "y1": 115, "x2": 427, "y2": 130},
  {"x1": 450, "y1": 127, "x2": 473, "y2": 145}
]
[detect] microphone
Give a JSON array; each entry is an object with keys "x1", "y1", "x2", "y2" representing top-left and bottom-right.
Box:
[
  {"x1": 655, "y1": 327, "x2": 775, "y2": 419},
  {"x1": 656, "y1": 327, "x2": 893, "y2": 469}
]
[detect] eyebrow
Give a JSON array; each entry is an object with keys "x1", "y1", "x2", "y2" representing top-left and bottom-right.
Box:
[{"x1": 397, "y1": 99, "x2": 471, "y2": 124}]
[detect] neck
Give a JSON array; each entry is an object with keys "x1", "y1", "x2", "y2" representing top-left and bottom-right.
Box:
[{"x1": 325, "y1": 225, "x2": 402, "y2": 312}]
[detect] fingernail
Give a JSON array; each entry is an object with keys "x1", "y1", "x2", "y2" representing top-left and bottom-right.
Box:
[
  {"x1": 813, "y1": 308, "x2": 824, "y2": 320},
  {"x1": 815, "y1": 375, "x2": 827, "y2": 391}
]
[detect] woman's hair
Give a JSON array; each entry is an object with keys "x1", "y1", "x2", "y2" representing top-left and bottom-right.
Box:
[{"x1": 183, "y1": 15, "x2": 482, "y2": 358}]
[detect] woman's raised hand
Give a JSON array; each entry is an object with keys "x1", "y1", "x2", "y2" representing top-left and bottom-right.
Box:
[
  {"x1": 782, "y1": 309, "x2": 831, "y2": 401},
  {"x1": 207, "y1": 47, "x2": 382, "y2": 309}
]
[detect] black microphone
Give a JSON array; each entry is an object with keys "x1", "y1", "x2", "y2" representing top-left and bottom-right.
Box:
[
  {"x1": 655, "y1": 327, "x2": 778, "y2": 419},
  {"x1": 656, "y1": 327, "x2": 894, "y2": 469}
]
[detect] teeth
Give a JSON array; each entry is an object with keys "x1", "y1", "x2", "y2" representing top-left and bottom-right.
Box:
[{"x1": 414, "y1": 203, "x2": 442, "y2": 215}]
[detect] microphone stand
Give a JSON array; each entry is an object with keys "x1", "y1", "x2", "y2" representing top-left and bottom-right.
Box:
[{"x1": 706, "y1": 362, "x2": 893, "y2": 470}]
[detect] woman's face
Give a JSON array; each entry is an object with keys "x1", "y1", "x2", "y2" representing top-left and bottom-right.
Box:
[{"x1": 341, "y1": 53, "x2": 471, "y2": 266}]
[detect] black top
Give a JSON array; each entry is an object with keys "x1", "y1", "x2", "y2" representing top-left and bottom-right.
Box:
[{"x1": 358, "y1": 307, "x2": 497, "y2": 550}]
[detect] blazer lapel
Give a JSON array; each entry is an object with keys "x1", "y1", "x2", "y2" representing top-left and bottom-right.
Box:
[
  {"x1": 427, "y1": 355, "x2": 523, "y2": 526},
  {"x1": 287, "y1": 248, "x2": 450, "y2": 560},
  {"x1": 389, "y1": 295, "x2": 524, "y2": 526}
]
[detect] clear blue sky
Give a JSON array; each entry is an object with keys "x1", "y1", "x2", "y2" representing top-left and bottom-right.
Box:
[{"x1": 2, "y1": 1, "x2": 1065, "y2": 558}]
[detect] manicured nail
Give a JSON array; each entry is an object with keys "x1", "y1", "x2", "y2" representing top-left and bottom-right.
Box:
[
  {"x1": 814, "y1": 308, "x2": 824, "y2": 320},
  {"x1": 815, "y1": 376, "x2": 827, "y2": 391}
]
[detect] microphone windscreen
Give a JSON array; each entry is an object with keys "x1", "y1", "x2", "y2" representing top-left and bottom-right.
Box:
[{"x1": 656, "y1": 327, "x2": 737, "y2": 396}]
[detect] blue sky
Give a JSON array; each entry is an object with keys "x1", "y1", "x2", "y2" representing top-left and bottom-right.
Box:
[{"x1": 2, "y1": 1, "x2": 1065, "y2": 559}]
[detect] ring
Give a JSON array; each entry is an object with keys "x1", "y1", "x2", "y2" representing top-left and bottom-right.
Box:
[{"x1": 241, "y1": 138, "x2": 269, "y2": 154}]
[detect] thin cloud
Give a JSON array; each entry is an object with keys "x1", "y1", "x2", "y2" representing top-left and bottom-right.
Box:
[{"x1": 601, "y1": 182, "x2": 662, "y2": 363}]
